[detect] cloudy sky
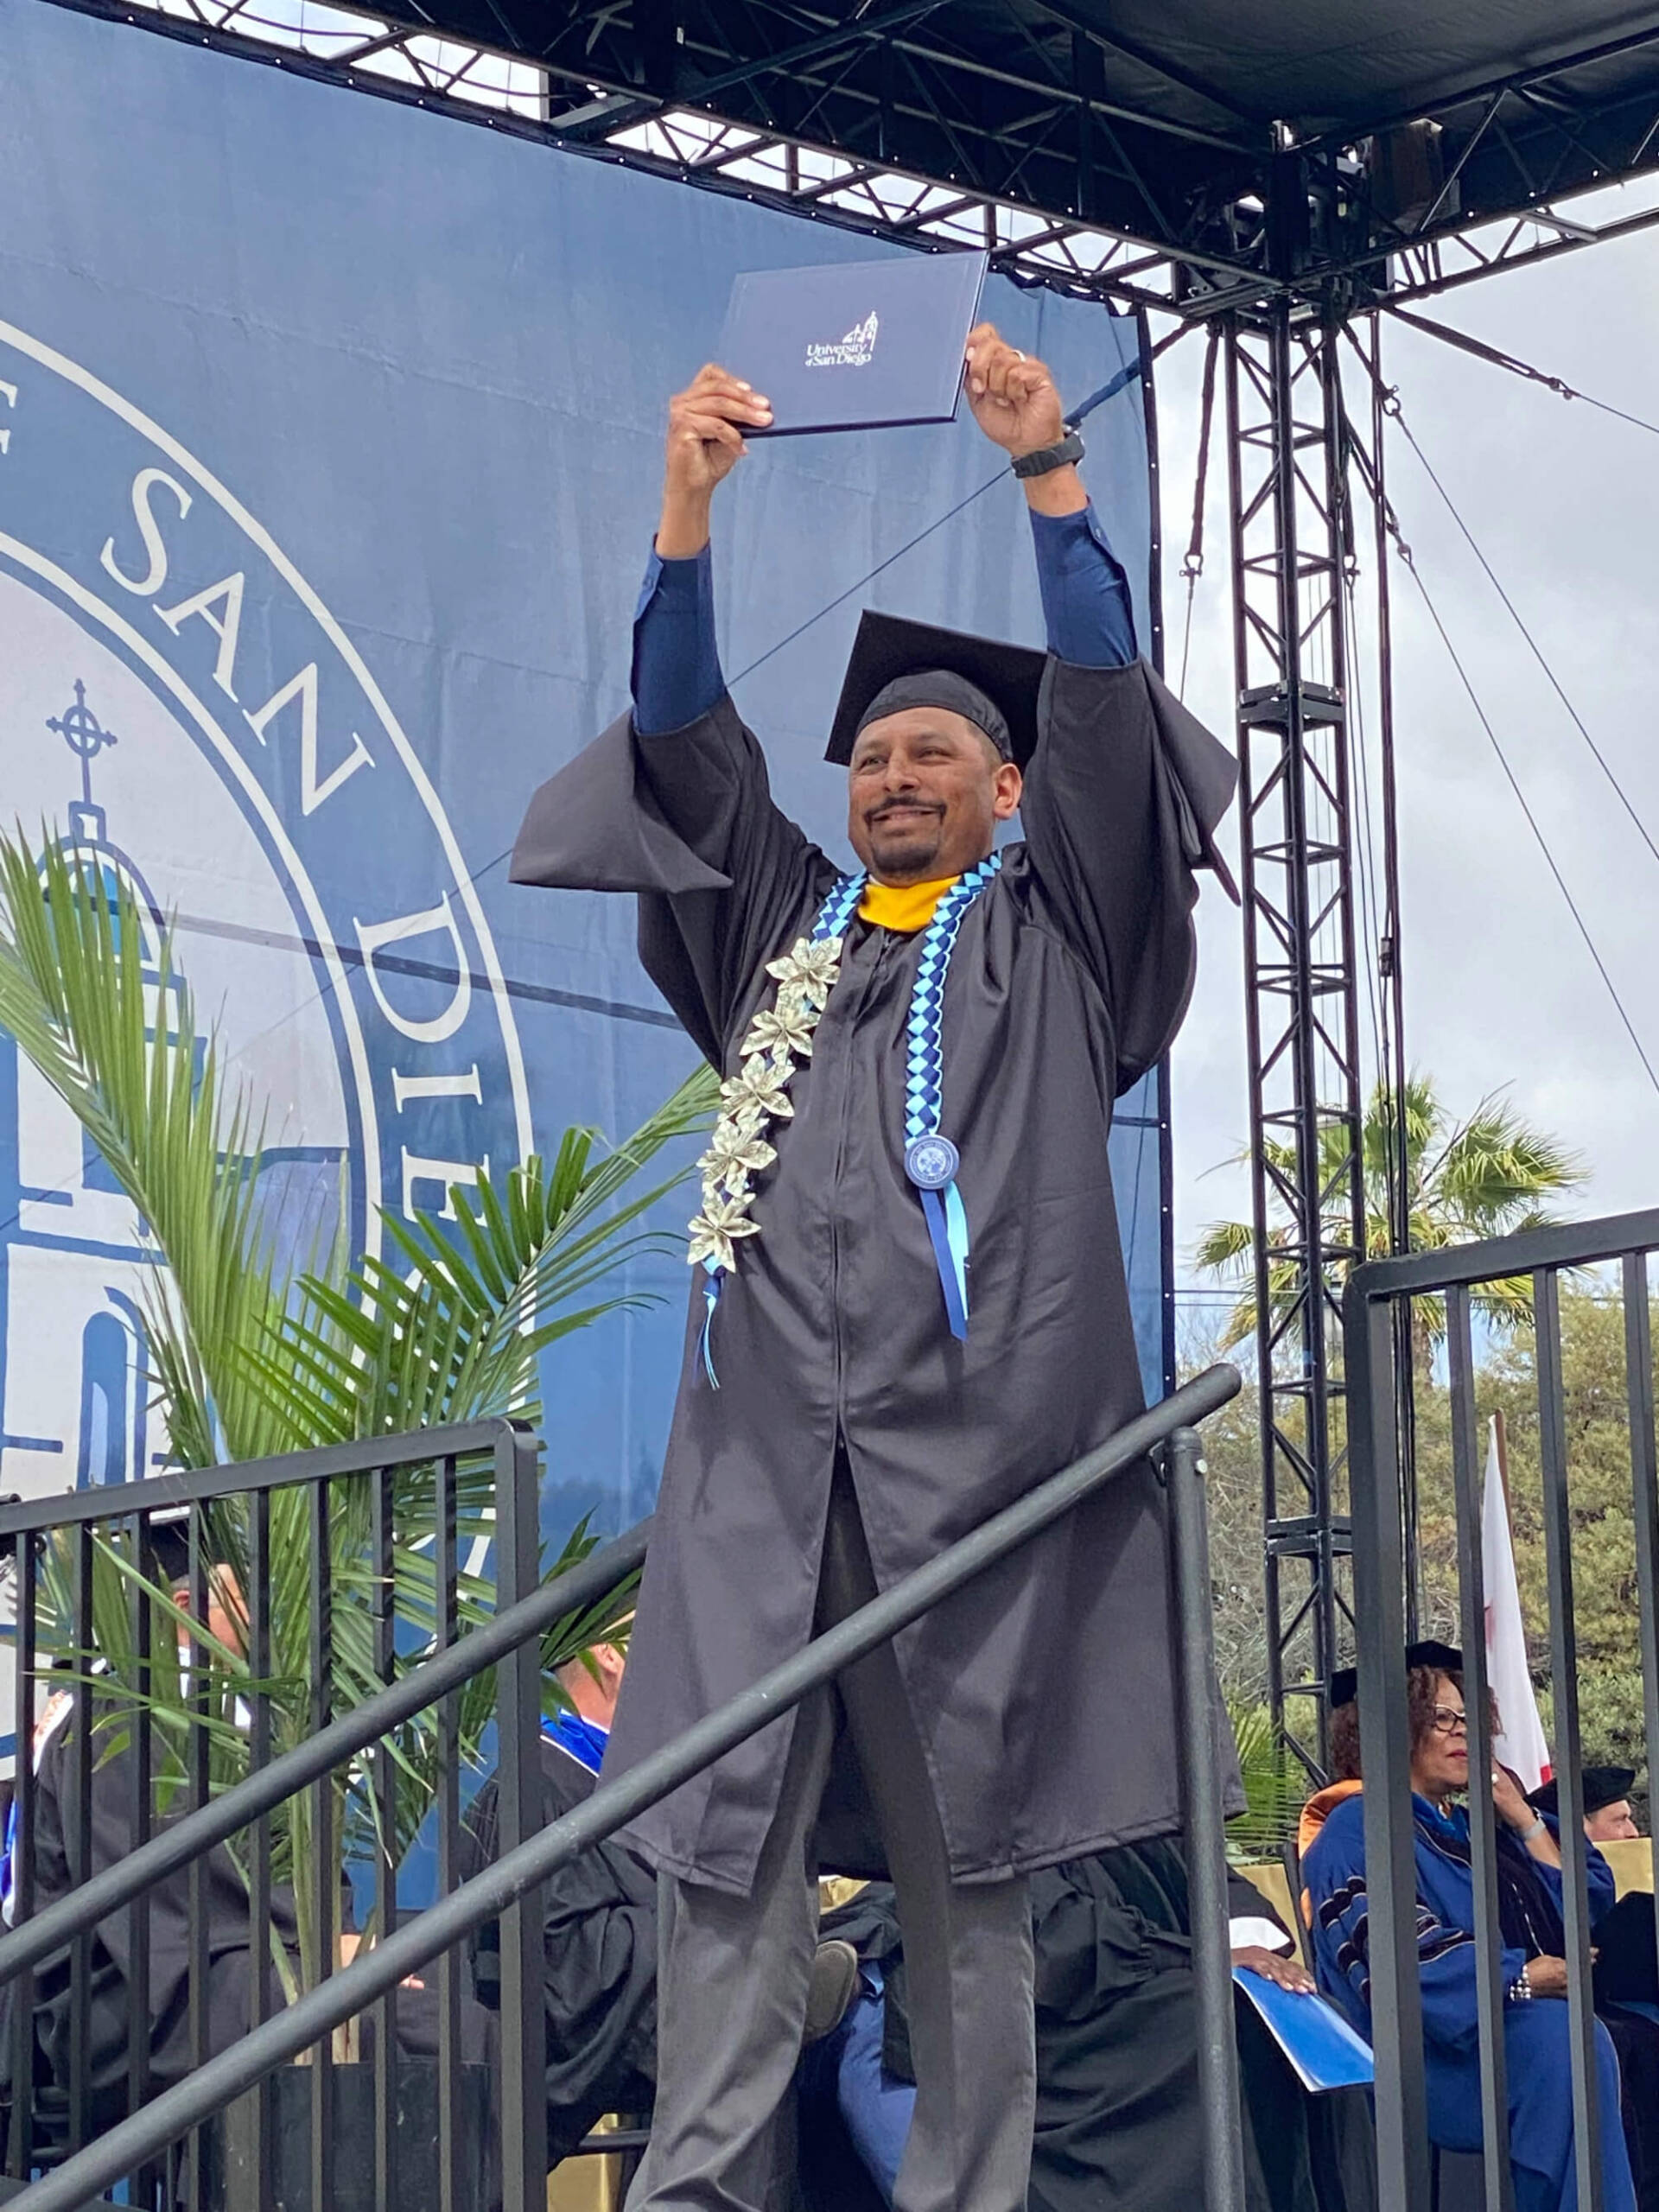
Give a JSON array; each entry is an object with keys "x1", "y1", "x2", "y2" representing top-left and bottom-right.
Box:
[{"x1": 1156, "y1": 187, "x2": 1659, "y2": 1309}]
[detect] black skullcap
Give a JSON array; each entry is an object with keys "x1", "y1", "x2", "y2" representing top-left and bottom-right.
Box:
[
  {"x1": 855, "y1": 671, "x2": 1014, "y2": 761},
  {"x1": 1529, "y1": 1767, "x2": 1637, "y2": 1819},
  {"x1": 827, "y1": 611, "x2": 1046, "y2": 769},
  {"x1": 1330, "y1": 1639, "x2": 1465, "y2": 1712}
]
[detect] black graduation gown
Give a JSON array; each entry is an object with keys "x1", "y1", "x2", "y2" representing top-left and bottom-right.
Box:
[
  {"x1": 3, "y1": 1712, "x2": 302, "y2": 2131},
  {"x1": 511, "y1": 655, "x2": 1237, "y2": 1894},
  {"x1": 1028, "y1": 1853, "x2": 1370, "y2": 2212},
  {"x1": 816, "y1": 1853, "x2": 1370, "y2": 2212},
  {"x1": 1591, "y1": 1893, "x2": 1659, "y2": 2212},
  {"x1": 461, "y1": 1738, "x2": 657, "y2": 2161}
]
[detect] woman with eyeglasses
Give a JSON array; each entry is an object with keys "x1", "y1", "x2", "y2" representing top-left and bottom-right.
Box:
[{"x1": 1301, "y1": 1645, "x2": 1636, "y2": 2212}]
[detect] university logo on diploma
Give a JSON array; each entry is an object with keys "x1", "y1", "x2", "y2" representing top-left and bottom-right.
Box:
[
  {"x1": 804, "y1": 314, "x2": 880, "y2": 371},
  {"x1": 0, "y1": 319, "x2": 531, "y2": 1514}
]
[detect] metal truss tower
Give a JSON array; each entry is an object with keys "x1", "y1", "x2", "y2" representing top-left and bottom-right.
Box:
[{"x1": 1224, "y1": 304, "x2": 1367, "y2": 1774}]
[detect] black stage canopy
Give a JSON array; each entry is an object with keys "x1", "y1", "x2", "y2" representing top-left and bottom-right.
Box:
[
  {"x1": 64, "y1": 0, "x2": 1659, "y2": 308},
  {"x1": 325, "y1": 2, "x2": 1659, "y2": 297}
]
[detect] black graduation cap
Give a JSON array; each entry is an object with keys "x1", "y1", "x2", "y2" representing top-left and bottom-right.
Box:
[
  {"x1": 1329, "y1": 1639, "x2": 1464, "y2": 1712},
  {"x1": 826, "y1": 612, "x2": 1046, "y2": 769},
  {"x1": 822, "y1": 607, "x2": 1245, "y2": 907},
  {"x1": 143, "y1": 1510, "x2": 194, "y2": 1586},
  {"x1": 1529, "y1": 1767, "x2": 1637, "y2": 1819}
]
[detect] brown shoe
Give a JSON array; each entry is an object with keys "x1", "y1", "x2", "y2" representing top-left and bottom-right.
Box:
[{"x1": 803, "y1": 1938, "x2": 861, "y2": 2046}]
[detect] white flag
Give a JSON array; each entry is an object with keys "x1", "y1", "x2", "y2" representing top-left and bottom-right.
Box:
[{"x1": 1482, "y1": 1415, "x2": 1552, "y2": 1790}]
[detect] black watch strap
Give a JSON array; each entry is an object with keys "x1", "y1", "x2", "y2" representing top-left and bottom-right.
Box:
[{"x1": 1011, "y1": 427, "x2": 1084, "y2": 479}]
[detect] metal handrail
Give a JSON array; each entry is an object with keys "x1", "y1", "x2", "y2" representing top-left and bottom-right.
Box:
[
  {"x1": 1344, "y1": 1204, "x2": 1659, "y2": 1299},
  {"x1": 0, "y1": 1518, "x2": 652, "y2": 1985},
  {"x1": 10, "y1": 1362, "x2": 1242, "y2": 2212},
  {"x1": 0, "y1": 1420, "x2": 525, "y2": 1540}
]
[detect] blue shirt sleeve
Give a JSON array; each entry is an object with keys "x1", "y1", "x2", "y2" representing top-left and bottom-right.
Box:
[
  {"x1": 1029, "y1": 502, "x2": 1137, "y2": 669},
  {"x1": 632, "y1": 501, "x2": 1133, "y2": 732},
  {"x1": 631, "y1": 544, "x2": 725, "y2": 736}
]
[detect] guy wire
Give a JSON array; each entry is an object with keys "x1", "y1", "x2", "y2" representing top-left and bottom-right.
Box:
[{"x1": 1383, "y1": 520, "x2": 1659, "y2": 1098}]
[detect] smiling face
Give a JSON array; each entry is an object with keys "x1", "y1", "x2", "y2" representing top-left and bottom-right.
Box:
[
  {"x1": 1408, "y1": 1673, "x2": 1470, "y2": 1803},
  {"x1": 847, "y1": 706, "x2": 1023, "y2": 886}
]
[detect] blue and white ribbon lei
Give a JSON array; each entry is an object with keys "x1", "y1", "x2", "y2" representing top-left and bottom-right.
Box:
[
  {"x1": 690, "y1": 857, "x2": 1001, "y2": 1381},
  {"x1": 901, "y1": 851, "x2": 1001, "y2": 1338}
]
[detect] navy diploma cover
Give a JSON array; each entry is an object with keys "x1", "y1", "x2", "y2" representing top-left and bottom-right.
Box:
[{"x1": 718, "y1": 251, "x2": 988, "y2": 436}]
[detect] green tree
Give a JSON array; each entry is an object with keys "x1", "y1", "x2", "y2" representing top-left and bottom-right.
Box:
[
  {"x1": 1194, "y1": 1074, "x2": 1583, "y2": 1370},
  {"x1": 1201, "y1": 1287, "x2": 1654, "y2": 1800},
  {"x1": 1414, "y1": 1287, "x2": 1652, "y2": 1783}
]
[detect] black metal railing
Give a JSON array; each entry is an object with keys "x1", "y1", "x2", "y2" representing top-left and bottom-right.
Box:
[
  {"x1": 0, "y1": 1364, "x2": 1243, "y2": 2212},
  {"x1": 1346, "y1": 1208, "x2": 1659, "y2": 2212},
  {"x1": 0, "y1": 1420, "x2": 590, "y2": 2212}
]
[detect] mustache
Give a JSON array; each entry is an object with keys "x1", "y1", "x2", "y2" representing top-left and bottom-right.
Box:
[{"x1": 866, "y1": 797, "x2": 944, "y2": 823}]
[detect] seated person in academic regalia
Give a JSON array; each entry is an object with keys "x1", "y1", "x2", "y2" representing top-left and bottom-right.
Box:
[
  {"x1": 461, "y1": 1639, "x2": 658, "y2": 2164},
  {"x1": 1530, "y1": 1769, "x2": 1643, "y2": 1849},
  {"x1": 0, "y1": 1539, "x2": 304, "y2": 2147},
  {"x1": 1530, "y1": 1769, "x2": 1659, "y2": 2212},
  {"x1": 460, "y1": 1641, "x2": 861, "y2": 2169},
  {"x1": 1302, "y1": 1648, "x2": 1637, "y2": 2212},
  {"x1": 799, "y1": 1846, "x2": 1368, "y2": 2212}
]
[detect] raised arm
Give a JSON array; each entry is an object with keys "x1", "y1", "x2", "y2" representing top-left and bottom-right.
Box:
[
  {"x1": 512, "y1": 364, "x2": 829, "y2": 1065},
  {"x1": 962, "y1": 327, "x2": 1234, "y2": 1086},
  {"x1": 963, "y1": 321, "x2": 1135, "y2": 670},
  {"x1": 632, "y1": 364, "x2": 771, "y2": 734}
]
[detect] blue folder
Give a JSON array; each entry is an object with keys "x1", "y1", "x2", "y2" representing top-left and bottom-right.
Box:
[
  {"x1": 1232, "y1": 1967, "x2": 1376, "y2": 2094},
  {"x1": 717, "y1": 251, "x2": 988, "y2": 436}
]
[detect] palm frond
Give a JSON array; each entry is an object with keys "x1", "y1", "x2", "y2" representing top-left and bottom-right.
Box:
[
  {"x1": 247, "y1": 1066, "x2": 716, "y2": 1445},
  {"x1": 1197, "y1": 1070, "x2": 1583, "y2": 1362},
  {"x1": 1193, "y1": 1217, "x2": 1255, "y2": 1276},
  {"x1": 0, "y1": 819, "x2": 699, "y2": 1990},
  {"x1": 1225, "y1": 1700, "x2": 1305, "y2": 1861},
  {"x1": 0, "y1": 830, "x2": 289, "y2": 1465}
]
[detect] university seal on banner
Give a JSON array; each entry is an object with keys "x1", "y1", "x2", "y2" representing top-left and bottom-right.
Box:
[{"x1": 0, "y1": 317, "x2": 531, "y2": 1503}]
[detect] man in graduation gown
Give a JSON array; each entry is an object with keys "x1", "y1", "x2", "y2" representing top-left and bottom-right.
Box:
[
  {"x1": 1530, "y1": 1768, "x2": 1642, "y2": 1846},
  {"x1": 510, "y1": 322, "x2": 1236, "y2": 2212},
  {"x1": 1532, "y1": 1769, "x2": 1659, "y2": 2212},
  {"x1": 461, "y1": 1639, "x2": 859, "y2": 2170},
  {"x1": 0, "y1": 1676, "x2": 302, "y2": 2149},
  {"x1": 0, "y1": 1545, "x2": 303, "y2": 2149},
  {"x1": 461, "y1": 1641, "x2": 658, "y2": 2163}
]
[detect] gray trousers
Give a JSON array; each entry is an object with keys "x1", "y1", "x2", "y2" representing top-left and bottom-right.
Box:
[{"x1": 630, "y1": 1471, "x2": 1034, "y2": 2212}]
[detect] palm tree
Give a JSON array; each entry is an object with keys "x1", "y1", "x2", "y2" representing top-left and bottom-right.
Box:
[
  {"x1": 0, "y1": 828, "x2": 715, "y2": 1991},
  {"x1": 1194, "y1": 1074, "x2": 1584, "y2": 1366}
]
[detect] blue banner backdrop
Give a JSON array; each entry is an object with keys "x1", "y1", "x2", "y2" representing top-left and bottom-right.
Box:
[{"x1": 0, "y1": 0, "x2": 1166, "y2": 1558}]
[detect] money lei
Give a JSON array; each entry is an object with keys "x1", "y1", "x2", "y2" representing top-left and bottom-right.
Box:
[
  {"x1": 688, "y1": 854, "x2": 1001, "y2": 1381},
  {"x1": 688, "y1": 874, "x2": 866, "y2": 1382}
]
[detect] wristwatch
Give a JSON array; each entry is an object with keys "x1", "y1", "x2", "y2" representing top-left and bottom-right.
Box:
[{"x1": 1011, "y1": 428, "x2": 1084, "y2": 478}]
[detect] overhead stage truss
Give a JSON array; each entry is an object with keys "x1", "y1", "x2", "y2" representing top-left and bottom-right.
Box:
[{"x1": 77, "y1": 0, "x2": 1659, "y2": 315}]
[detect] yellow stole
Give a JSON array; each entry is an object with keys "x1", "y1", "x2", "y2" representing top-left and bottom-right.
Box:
[{"x1": 857, "y1": 875, "x2": 957, "y2": 934}]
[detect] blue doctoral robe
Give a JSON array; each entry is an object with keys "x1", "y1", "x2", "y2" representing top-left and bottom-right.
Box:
[{"x1": 1304, "y1": 1792, "x2": 1634, "y2": 2212}]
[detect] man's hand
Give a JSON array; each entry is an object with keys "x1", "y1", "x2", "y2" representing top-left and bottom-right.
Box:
[
  {"x1": 658, "y1": 365, "x2": 772, "y2": 558},
  {"x1": 963, "y1": 324, "x2": 1085, "y2": 516},
  {"x1": 1232, "y1": 1944, "x2": 1318, "y2": 1994}
]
